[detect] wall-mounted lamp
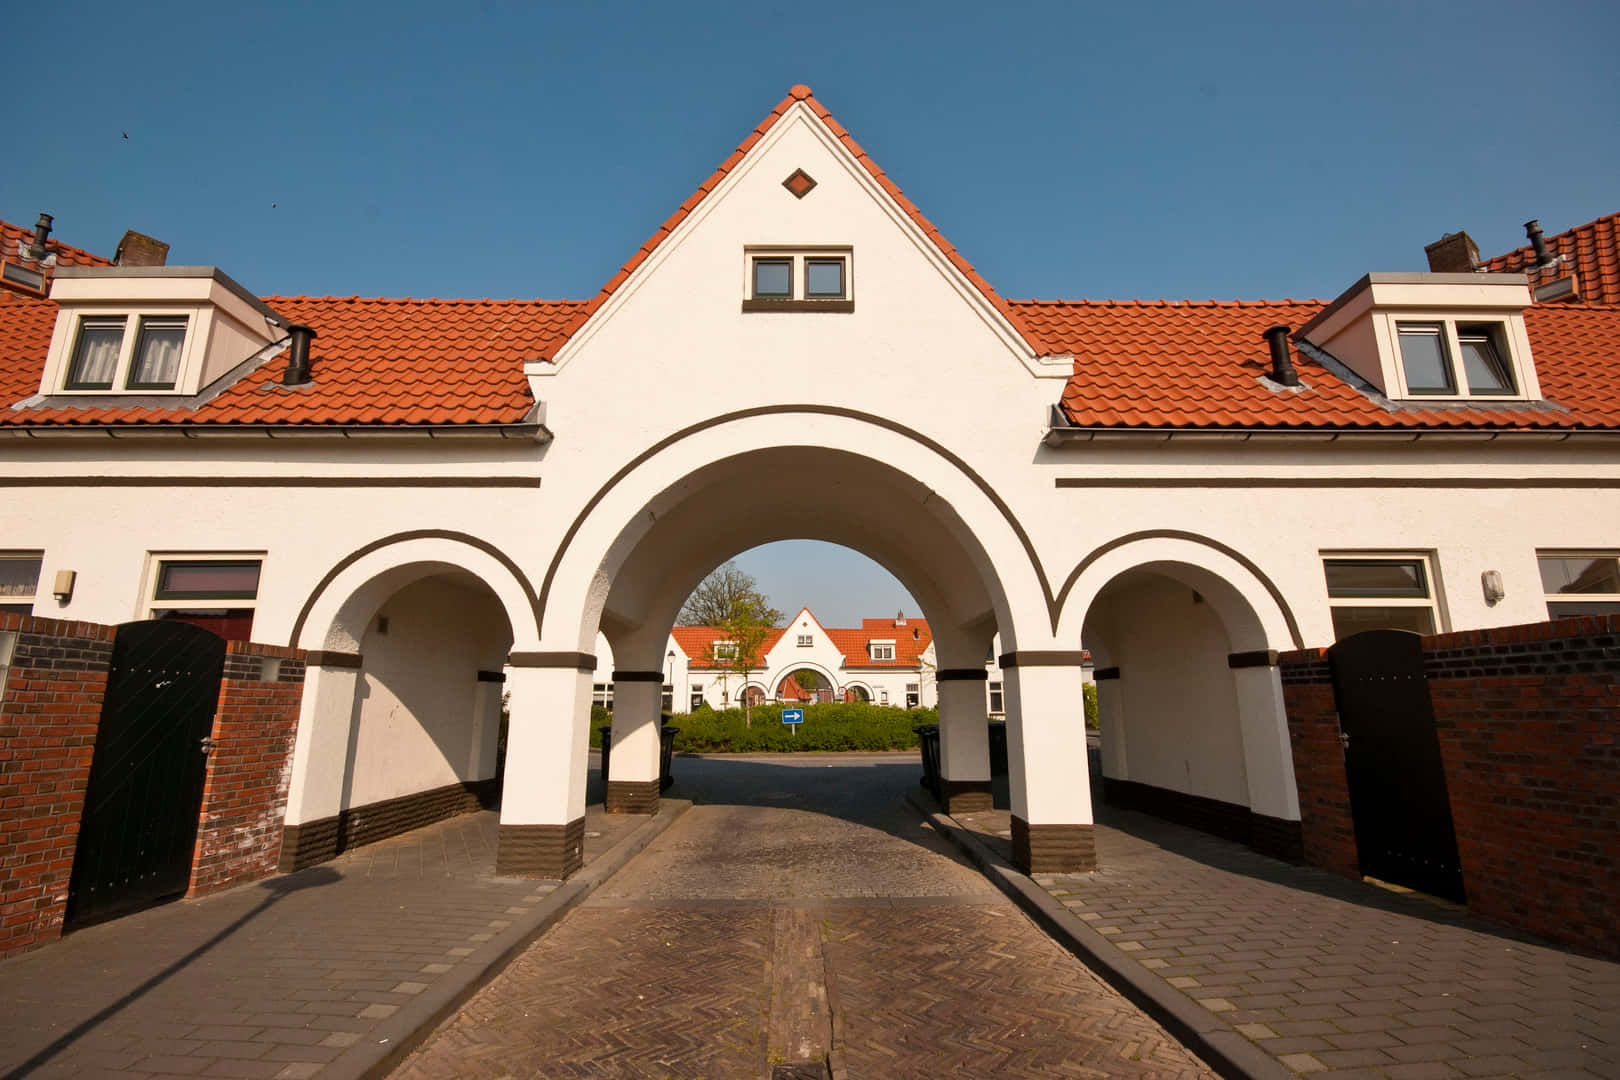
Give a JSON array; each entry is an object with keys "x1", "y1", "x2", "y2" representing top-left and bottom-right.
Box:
[
  {"x1": 1481, "y1": 570, "x2": 1505, "y2": 605},
  {"x1": 52, "y1": 569, "x2": 76, "y2": 604}
]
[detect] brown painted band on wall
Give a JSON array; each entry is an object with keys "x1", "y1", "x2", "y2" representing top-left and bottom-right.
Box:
[
  {"x1": 1228, "y1": 649, "x2": 1280, "y2": 669},
  {"x1": 508, "y1": 651, "x2": 596, "y2": 671},
  {"x1": 998, "y1": 651, "x2": 1089, "y2": 668},
  {"x1": 1094, "y1": 667, "x2": 1121, "y2": 681},
  {"x1": 936, "y1": 668, "x2": 990, "y2": 681},
  {"x1": 305, "y1": 650, "x2": 363, "y2": 669},
  {"x1": 611, "y1": 670, "x2": 665, "y2": 683},
  {"x1": 476, "y1": 669, "x2": 507, "y2": 683}
]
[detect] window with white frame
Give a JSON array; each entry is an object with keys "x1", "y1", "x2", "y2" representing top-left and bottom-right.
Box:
[
  {"x1": 661, "y1": 684, "x2": 673, "y2": 712},
  {"x1": 988, "y1": 680, "x2": 1004, "y2": 715},
  {"x1": 879, "y1": 688, "x2": 889, "y2": 704},
  {"x1": 63, "y1": 313, "x2": 190, "y2": 392},
  {"x1": 1395, "y1": 320, "x2": 1517, "y2": 398},
  {"x1": 148, "y1": 555, "x2": 262, "y2": 641},
  {"x1": 1322, "y1": 555, "x2": 1440, "y2": 639},
  {"x1": 712, "y1": 640, "x2": 737, "y2": 660},
  {"x1": 593, "y1": 683, "x2": 614, "y2": 710},
  {"x1": 1538, "y1": 553, "x2": 1620, "y2": 618},
  {"x1": 869, "y1": 641, "x2": 895, "y2": 661},
  {"x1": 0, "y1": 553, "x2": 42, "y2": 615},
  {"x1": 796, "y1": 634, "x2": 813, "y2": 647},
  {"x1": 905, "y1": 682, "x2": 919, "y2": 709},
  {"x1": 743, "y1": 247, "x2": 852, "y2": 311},
  {"x1": 690, "y1": 683, "x2": 704, "y2": 711}
]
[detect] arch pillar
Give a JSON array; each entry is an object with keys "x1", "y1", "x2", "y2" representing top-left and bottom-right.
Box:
[
  {"x1": 279, "y1": 654, "x2": 365, "y2": 871},
  {"x1": 606, "y1": 670, "x2": 664, "y2": 813},
  {"x1": 1002, "y1": 652, "x2": 1095, "y2": 872},
  {"x1": 936, "y1": 668, "x2": 992, "y2": 812},
  {"x1": 1231, "y1": 660, "x2": 1302, "y2": 848},
  {"x1": 497, "y1": 659, "x2": 593, "y2": 878}
]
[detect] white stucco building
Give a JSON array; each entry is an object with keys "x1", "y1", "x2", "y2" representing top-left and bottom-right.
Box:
[{"x1": 3, "y1": 86, "x2": 1617, "y2": 877}]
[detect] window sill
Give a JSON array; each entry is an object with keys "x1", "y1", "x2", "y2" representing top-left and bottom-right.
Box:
[{"x1": 741, "y1": 299, "x2": 854, "y2": 313}]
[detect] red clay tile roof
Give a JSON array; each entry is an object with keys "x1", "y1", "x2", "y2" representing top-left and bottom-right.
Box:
[
  {"x1": 556, "y1": 85, "x2": 1052, "y2": 359},
  {"x1": 1480, "y1": 213, "x2": 1620, "y2": 305},
  {"x1": 671, "y1": 625, "x2": 788, "y2": 670},
  {"x1": 671, "y1": 616, "x2": 932, "y2": 671},
  {"x1": 0, "y1": 218, "x2": 114, "y2": 271},
  {"x1": 1, "y1": 291, "x2": 582, "y2": 427},
  {"x1": 1039, "y1": 298, "x2": 1620, "y2": 431}
]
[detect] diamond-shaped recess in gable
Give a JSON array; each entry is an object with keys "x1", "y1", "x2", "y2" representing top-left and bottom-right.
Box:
[{"x1": 782, "y1": 168, "x2": 817, "y2": 199}]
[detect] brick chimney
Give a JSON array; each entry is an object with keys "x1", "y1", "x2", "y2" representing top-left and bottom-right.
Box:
[
  {"x1": 115, "y1": 230, "x2": 169, "y2": 267},
  {"x1": 1424, "y1": 231, "x2": 1479, "y2": 273}
]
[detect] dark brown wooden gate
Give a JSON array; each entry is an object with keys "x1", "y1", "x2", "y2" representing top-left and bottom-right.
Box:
[
  {"x1": 1327, "y1": 629, "x2": 1466, "y2": 902},
  {"x1": 65, "y1": 620, "x2": 226, "y2": 928}
]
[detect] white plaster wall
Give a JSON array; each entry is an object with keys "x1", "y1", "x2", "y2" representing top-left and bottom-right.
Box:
[
  {"x1": 346, "y1": 575, "x2": 509, "y2": 806},
  {"x1": 1089, "y1": 573, "x2": 1250, "y2": 808}
]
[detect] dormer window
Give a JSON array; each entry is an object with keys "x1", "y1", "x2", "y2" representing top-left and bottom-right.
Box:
[
  {"x1": 39, "y1": 266, "x2": 283, "y2": 399},
  {"x1": 742, "y1": 247, "x2": 853, "y2": 312},
  {"x1": 869, "y1": 641, "x2": 895, "y2": 661},
  {"x1": 1396, "y1": 321, "x2": 1516, "y2": 397},
  {"x1": 1297, "y1": 273, "x2": 1540, "y2": 404},
  {"x1": 65, "y1": 314, "x2": 189, "y2": 391}
]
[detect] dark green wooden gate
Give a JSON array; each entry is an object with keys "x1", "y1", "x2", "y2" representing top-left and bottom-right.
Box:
[
  {"x1": 65, "y1": 620, "x2": 226, "y2": 928},
  {"x1": 1327, "y1": 629, "x2": 1466, "y2": 903}
]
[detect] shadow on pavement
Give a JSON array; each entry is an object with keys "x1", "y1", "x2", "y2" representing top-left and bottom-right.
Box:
[{"x1": 7, "y1": 867, "x2": 343, "y2": 1079}]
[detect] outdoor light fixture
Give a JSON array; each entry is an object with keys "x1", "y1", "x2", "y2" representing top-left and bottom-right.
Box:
[
  {"x1": 52, "y1": 569, "x2": 75, "y2": 603},
  {"x1": 1481, "y1": 570, "x2": 1505, "y2": 604}
]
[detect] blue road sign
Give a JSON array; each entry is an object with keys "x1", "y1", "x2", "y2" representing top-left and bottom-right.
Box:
[{"x1": 782, "y1": 708, "x2": 804, "y2": 725}]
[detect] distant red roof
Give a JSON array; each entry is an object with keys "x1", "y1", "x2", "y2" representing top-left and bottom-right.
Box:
[
  {"x1": 1480, "y1": 212, "x2": 1620, "y2": 305},
  {"x1": 671, "y1": 615, "x2": 932, "y2": 671},
  {"x1": 0, "y1": 218, "x2": 114, "y2": 272}
]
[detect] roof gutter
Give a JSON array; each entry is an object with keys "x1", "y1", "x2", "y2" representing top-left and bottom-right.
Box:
[
  {"x1": 1042, "y1": 426, "x2": 1620, "y2": 447},
  {"x1": 0, "y1": 421, "x2": 552, "y2": 442}
]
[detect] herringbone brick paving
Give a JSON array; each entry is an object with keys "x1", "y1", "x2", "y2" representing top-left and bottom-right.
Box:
[
  {"x1": 396, "y1": 756, "x2": 1216, "y2": 1079},
  {"x1": 957, "y1": 804, "x2": 1620, "y2": 1079}
]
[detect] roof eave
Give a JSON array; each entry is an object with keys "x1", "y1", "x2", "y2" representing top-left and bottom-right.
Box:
[
  {"x1": 0, "y1": 421, "x2": 552, "y2": 442},
  {"x1": 1042, "y1": 426, "x2": 1618, "y2": 447}
]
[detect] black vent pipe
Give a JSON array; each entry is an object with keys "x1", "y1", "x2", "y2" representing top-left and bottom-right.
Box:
[
  {"x1": 27, "y1": 213, "x2": 52, "y2": 261},
  {"x1": 1525, "y1": 219, "x2": 1552, "y2": 266},
  {"x1": 283, "y1": 325, "x2": 317, "y2": 386},
  {"x1": 1263, "y1": 324, "x2": 1299, "y2": 387}
]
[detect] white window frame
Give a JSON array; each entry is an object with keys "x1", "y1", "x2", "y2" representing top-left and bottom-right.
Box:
[
  {"x1": 1381, "y1": 313, "x2": 1534, "y2": 402},
  {"x1": 988, "y1": 681, "x2": 1004, "y2": 716},
  {"x1": 742, "y1": 246, "x2": 853, "y2": 308},
  {"x1": 0, "y1": 552, "x2": 43, "y2": 615},
  {"x1": 690, "y1": 683, "x2": 704, "y2": 711},
  {"x1": 869, "y1": 640, "x2": 895, "y2": 661},
  {"x1": 143, "y1": 552, "x2": 264, "y2": 632},
  {"x1": 1320, "y1": 552, "x2": 1445, "y2": 639},
  {"x1": 712, "y1": 640, "x2": 737, "y2": 660},
  {"x1": 55, "y1": 310, "x2": 200, "y2": 395},
  {"x1": 1538, "y1": 551, "x2": 1620, "y2": 618},
  {"x1": 796, "y1": 633, "x2": 813, "y2": 647}
]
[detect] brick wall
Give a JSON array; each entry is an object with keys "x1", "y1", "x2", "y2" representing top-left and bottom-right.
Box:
[
  {"x1": 1281, "y1": 617, "x2": 1620, "y2": 959},
  {"x1": 186, "y1": 642, "x2": 307, "y2": 897},
  {"x1": 1278, "y1": 648, "x2": 1360, "y2": 880},
  {"x1": 0, "y1": 614, "x2": 114, "y2": 959},
  {"x1": 1423, "y1": 616, "x2": 1620, "y2": 958}
]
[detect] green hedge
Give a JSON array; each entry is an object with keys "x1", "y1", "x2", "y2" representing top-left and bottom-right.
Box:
[{"x1": 591, "y1": 701, "x2": 935, "y2": 752}]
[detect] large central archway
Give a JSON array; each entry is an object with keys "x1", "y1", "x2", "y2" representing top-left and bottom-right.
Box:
[{"x1": 497, "y1": 415, "x2": 1097, "y2": 878}]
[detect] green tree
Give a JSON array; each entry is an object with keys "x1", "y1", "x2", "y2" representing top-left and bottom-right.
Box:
[{"x1": 683, "y1": 562, "x2": 782, "y2": 728}]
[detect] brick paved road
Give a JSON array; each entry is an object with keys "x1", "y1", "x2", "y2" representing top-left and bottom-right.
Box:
[
  {"x1": 0, "y1": 805, "x2": 644, "y2": 1080},
  {"x1": 957, "y1": 804, "x2": 1620, "y2": 1080},
  {"x1": 395, "y1": 754, "x2": 1215, "y2": 1079}
]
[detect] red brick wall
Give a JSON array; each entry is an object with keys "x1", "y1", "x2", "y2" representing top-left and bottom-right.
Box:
[
  {"x1": 0, "y1": 614, "x2": 114, "y2": 959},
  {"x1": 1281, "y1": 617, "x2": 1620, "y2": 959},
  {"x1": 1278, "y1": 647, "x2": 1360, "y2": 880},
  {"x1": 187, "y1": 641, "x2": 307, "y2": 897},
  {"x1": 1423, "y1": 616, "x2": 1620, "y2": 958}
]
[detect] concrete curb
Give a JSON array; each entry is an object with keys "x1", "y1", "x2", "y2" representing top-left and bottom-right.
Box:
[
  {"x1": 907, "y1": 792, "x2": 1294, "y2": 1080},
  {"x1": 325, "y1": 799, "x2": 692, "y2": 1080}
]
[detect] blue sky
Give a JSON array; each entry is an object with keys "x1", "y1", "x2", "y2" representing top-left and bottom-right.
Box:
[{"x1": 10, "y1": 1, "x2": 1618, "y2": 625}]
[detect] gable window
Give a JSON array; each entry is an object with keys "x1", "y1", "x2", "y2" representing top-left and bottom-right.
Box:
[
  {"x1": 1, "y1": 554, "x2": 42, "y2": 615},
  {"x1": 149, "y1": 555, "x2": 261, "y2": 641},
  {"x1": 1322, "y1": 555, "x2": 1440, "y2": 639},
  {"x1": 1539, "y1": 553, "x2": 1620, "y2": 618},
  {"x1": 796, "y1": 634, "x2": 813, "y2": 647},
  {"x1": 1395, "y1": 320, "x2": 1516, "y2": 397},
  {"x1": 64, "y1": 314, "x2": 191, "y2": 392},
  {"x1": 743, "y1": 247, "x2": 853, "y2": 312}
]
